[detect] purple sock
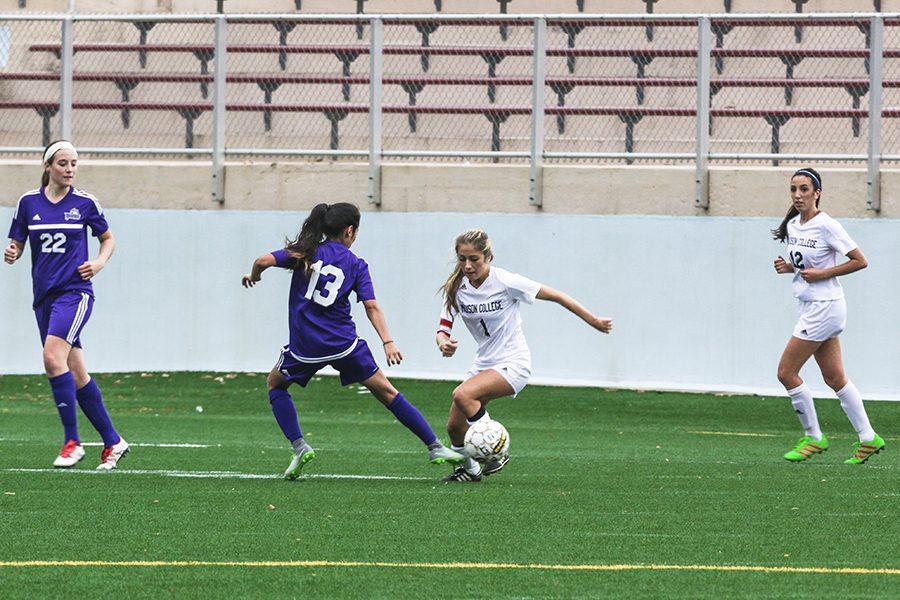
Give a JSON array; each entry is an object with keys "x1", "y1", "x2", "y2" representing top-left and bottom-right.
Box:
[
  {"x1": 269, "y1": 389, "x2": 302, "y2": 443},
  {"x1": 48, "y1": 372, "x2": 79, "y2": 443},
  {"x1": 76, "y1": 379, "x2": 120, "y2": 447},
  {"x1": 386, "y1": 392, "x2": 438, "y2": 446}
]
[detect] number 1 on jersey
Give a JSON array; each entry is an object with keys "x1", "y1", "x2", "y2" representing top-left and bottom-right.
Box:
[{"x1": 479, "y1": 318, "x2": 490, "y2": 337}]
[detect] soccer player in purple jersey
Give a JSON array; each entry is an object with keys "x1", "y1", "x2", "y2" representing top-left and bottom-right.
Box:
[
  {"x1": 242, "y1": 202, "x2": 463, "y2": 480},
  {"x1": 4, "y1": 140, "x2": 129, "y2": 470}
]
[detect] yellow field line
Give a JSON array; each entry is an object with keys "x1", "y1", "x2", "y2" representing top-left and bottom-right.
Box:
[{"x1": 0, "y1": 560, "x2": 896, "y2": 575}]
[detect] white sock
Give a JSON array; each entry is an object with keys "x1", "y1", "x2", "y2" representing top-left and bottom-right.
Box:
[
  {"x1": 466, "y1": 410, "x2": 490, "y2": 425},
  {"x1": 786, "y1": 383, "x2": 822, "y2": 440},
  {"x1": 836, "y1": 380, "x2": 876, "y2": 442},
  {"x1": 452, "y1": 443, "x2": 482, "y2": 475}
]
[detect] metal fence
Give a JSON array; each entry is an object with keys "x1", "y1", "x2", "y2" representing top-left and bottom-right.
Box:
[{"x1": 0, "y1": 12, "x2": 896, "y2": 208}]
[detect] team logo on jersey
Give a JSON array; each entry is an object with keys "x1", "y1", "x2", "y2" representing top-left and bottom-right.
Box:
[
  {"x1": 32, "y1": 214, "x2": 41, "y2": 221},
  {"x1": 63, "y1": 208, "x2": 81, "y2": 221}
]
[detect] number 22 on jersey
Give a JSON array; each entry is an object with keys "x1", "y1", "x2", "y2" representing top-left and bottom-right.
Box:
[
  {"x1": 39, "y1": 232, "x2": 66, "y2": 254},
  {"x1": 304, "y1": 260, "x2": 345, "y2": 307}
]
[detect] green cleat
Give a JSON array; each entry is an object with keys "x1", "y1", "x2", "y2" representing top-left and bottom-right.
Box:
[
  {"x1": 283, "y1": 446, "x2": 316, "y2": 480},
  {"x1": 783, "y1": 435, "x2": 829, "y2": 462},
  {"x1": 844, "y1": 434, "x2": 885, "y2": 465}
]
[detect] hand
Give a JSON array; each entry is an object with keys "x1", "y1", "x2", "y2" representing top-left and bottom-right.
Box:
[
  {"x1": 4, "y1": 241, "x2": 21, "y2": 264},
  {"x1": 241, "y1": 274, "x2": 259, "y2": 288},
  {"x1": 774, "y1": 256, "x2": 794, "y2": 274},
  {"x1": 799, "y1": 268, "x2": 827, "y2": 283},
  {"x1": 383, "y1": 341, "x2": 402, "y2": 366},
  {"x1": 77, "y1": 259, "x2": 105, "y2": 280},
  {"x1": 438, "y1": 337, "x2": 458, "y2": 357},
  {"x1": 590, "y1": 316, "x2": 613, "y2": 334}
]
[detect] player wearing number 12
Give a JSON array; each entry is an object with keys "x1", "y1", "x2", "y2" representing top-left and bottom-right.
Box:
[
  {"x1": 4, "y1": 140, "x2": 129, "y2": 470},
  {"x1": 773, "y1": 168, "x2": 884, "y2": 465},
  {"x1": 242, "y1": 203, "x2": 463, "y2": 479}
]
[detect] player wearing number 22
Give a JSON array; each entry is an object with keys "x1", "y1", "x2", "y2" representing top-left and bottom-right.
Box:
[
  {"x1": 436, "y1": 229, "x2": 613, "y2": 482},
  {"x1": 773, "y1": 168, "x2": 884, "y2": 465},
  {"x1": 242, "y1": 202, "x2": 463, "y2": 479},
  {"x1": 4, "y1": 140, "x2": 129, "y2": 470}
]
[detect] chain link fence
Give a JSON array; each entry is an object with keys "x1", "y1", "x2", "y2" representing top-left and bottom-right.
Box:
[{"x1": 0, "y1": 13, "x2": 896, "y2": 203}]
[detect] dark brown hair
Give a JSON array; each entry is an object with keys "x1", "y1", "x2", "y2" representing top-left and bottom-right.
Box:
[
  {"x1": 285, "y1": 202, "x2": 361, "y2": 275},
  {"x1": 772, "y1": 167, "x2": 822, "y2": 242}
]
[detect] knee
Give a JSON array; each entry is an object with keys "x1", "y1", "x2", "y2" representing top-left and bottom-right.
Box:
[
  {"x1": 823, "y1": 373, "x2": 847, "y2": 392},
  {"x1": 267, "y1": 369, "x2": 285, "y2": 392},
  {"x1": 451, "y1": 386, "x2": 474, "y2": 413},
  {"x1": 42, "y1": 349, "x2": 67, "y2": 376},
  {"x1": 776, "y1": 365, "x2": 796, "y2": 387}
]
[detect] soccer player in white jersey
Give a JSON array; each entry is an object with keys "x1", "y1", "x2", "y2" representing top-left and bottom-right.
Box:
[
  {"x1": 773, "y1": 168, "x2": 884, "y2": 464},
  {"x1": 435, "y1": 229, "x2": 612, "y2": 482},
  {"x1": 4, "y1": 141, "x2": 129, "y2": 470}
]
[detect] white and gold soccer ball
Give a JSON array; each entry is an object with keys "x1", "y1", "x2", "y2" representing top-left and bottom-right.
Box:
[{"x1": 463, "y1": 419, "x2": 510, "y2": 462}]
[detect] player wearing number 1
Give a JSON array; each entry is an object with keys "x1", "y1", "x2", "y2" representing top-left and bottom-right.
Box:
[
  {"x1": 773, "y1": 168, "x2": 884, "y2": 464},
  {"x1": 4, "y1": 140, "x2": 129, "y2": 470},
  {"x1": 242, "y1": 203, "x2": 463, "y2": 479},
  {"x1": 436, "y1": 229, "x2": 613, "y2": 482}
]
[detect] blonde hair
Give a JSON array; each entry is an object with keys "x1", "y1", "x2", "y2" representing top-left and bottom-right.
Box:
[{"x1": 440, "y1": 229, "x2": 494, "y2": 314}]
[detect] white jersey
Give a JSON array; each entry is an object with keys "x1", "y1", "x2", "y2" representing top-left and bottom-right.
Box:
[
  {"x1": 438, "y1": 266, "x2": 542, "y2": 369},
  {"x1": 785, "y1": 211, "x2": 857, "y2": 302}
]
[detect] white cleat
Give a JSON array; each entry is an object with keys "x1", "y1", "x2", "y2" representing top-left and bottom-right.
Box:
[
  {"x1": 96, "y1": 438, "x2": 129, "y2": 471},
  {"x1": 53, "y1": 440, "x2": 85, "y2": 468},
  {"x1": 284, "y1": 445, "x2": 316, "y2": 481},
  {"x1": 429, "y1": 445, "x2": 465, "y2": 465}
]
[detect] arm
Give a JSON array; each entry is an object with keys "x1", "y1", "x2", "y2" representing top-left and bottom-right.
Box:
[
  {"x1": 800, "y1": 248, "x2": 868, "y2": 283},
  {"x1": 363, "y1": 298, "x2": 402, "y2": 366},
  {"x1": 4, "y1": 239, "x2": 24, "y2": 265},
  {"x1": 77, "y1": 230, "x2": 115, "y2": 280},
  {"x1": 774, "y1": 256, "x2": 794, "y2": 274},
  {"x1": 242, "y1": 252, "x2": 277, "y2": 288},
  {"x1": 536, "y1": 285, "x2": 613, "y2": 334}
]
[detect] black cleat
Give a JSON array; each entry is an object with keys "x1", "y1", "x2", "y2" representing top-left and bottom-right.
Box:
[
  {"x1": 441, "y1": 466, "x2": 482, "y2": 483},
  {"x1": 482, "y1": 455, "x2": 509, "y2": 476}
]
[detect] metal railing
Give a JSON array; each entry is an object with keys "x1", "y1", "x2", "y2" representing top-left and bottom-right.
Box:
[{"x1": 0, "y1": 12, "x2": 895, "y2": 209}]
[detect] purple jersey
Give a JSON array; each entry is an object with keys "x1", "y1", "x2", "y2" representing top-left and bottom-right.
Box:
[
  {"x1": 8, "y1": 187, "x2": 109, "y2": 307},
  {"x1": 271, "y1": 240, "x2": 376, "y2": 362}
]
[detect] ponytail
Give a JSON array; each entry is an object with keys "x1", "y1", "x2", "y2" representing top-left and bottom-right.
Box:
[
  {"x1": 284, "y1": 202, "x2": 361, "y2": 275},
  {"x1": 440, "y1": 229, "x2": 493, "y2": 314},
  {"x1": 772, "y1": 167, "x2": 822, "y2": 242}
]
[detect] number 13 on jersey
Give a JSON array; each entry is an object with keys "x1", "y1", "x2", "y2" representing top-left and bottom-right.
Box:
[{"x1": 304, "y1": 260, "x2": 345, "y2": 307}]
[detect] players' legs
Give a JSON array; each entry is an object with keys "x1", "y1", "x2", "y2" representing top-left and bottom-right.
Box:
[
  {"x1": 777, "y1": 336, "x2": 825, "y2": 442},
  {"x1": 447, "y1": 369, "x2": 513, "y2": 446},
  {"x1": 69, "y1": 348, "x2": 121, "y2": 448},
  {"x1": 267, "y1": 365, "x2": 316, "y2": 480},
  {"x1": 43, "y1": 334, "x2": 80, "y2": 445},
  {"x1": 359, "y1": 370, "x2": 460, "y2": 464},
  {"x1": 814, "y1": 338, "x2": 876, "y2": 442}
]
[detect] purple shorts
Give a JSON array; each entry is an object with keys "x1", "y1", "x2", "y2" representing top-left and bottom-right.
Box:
[
  {"x1": 276, "y1": 339, "x2": 379, "y2": 387},
  {"x1": 34, "y1": 291, "x2": 94, "y2": 349}
]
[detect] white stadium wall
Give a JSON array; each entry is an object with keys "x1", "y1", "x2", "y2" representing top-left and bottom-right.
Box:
[{"x1": 2, "y1": 208, "x2": 899, "y2": 400}]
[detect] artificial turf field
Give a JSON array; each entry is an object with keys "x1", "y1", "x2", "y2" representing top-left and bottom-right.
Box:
[{"x1": 0, "y1": 372, "x2": 897, "y2": 599}]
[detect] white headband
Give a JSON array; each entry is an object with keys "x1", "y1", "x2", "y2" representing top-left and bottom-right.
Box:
[{"x1": 43, "y1": 141, "x2": 77, "y2": 164}]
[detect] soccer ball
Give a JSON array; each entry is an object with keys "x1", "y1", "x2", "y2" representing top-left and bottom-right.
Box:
[{"x1": 463, "y1": 419, "x2": 510, "y2": 462}]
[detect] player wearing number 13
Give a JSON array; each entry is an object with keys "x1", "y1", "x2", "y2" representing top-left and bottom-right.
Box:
[
  {"x1": 242, "y1": 203, "x2": 463, "y2": 479},
  {"x1": 4, "y1": 140, "x2": 129, "y2": 470},
  {"x1": 772, "y1": 168, "x2": 884, "y2": 465}
]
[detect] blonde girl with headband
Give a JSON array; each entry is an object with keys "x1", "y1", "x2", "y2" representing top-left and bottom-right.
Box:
[
  {"x1": 435, "y1": 229, "x2": 613, "y2": 482},
  {"x1": 773, "y1": 167, "x2": 884, "y2": 464},
  {"x1": 4, "y1": 140, "x2": 129, "y2": 470}
]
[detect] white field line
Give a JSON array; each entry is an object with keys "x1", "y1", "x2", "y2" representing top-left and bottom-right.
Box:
[
  {"x1": 688, "y1": 431, "x2": 778, "y2": 438},
  {"x1": 0, "y1": 439, "x2": 219, "y2": 448},
  {"x1": 0, "y1": 559, "x2": 896, "y2": 576},
  {"x1": 1, "y1": 468, "x2": 431, "y2": 482}
]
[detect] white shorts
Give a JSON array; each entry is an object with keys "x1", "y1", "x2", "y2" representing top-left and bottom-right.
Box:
[
  {"x1": 793, "y1": 298, "x2": 847, "y2": 342},
  {"x1": 465, "y1": 359, "x2": 532, "y2": 398}
]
